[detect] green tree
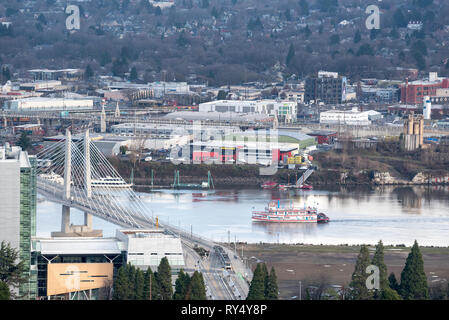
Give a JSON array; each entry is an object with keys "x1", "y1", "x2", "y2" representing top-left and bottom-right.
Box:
[
  {"x1": 356, "y1": 43, "x2": 374, "y2": 56},
  {"x1": 265, "y1": 267, "x2": 278, "y2": 300},
  {"x1": 389, "y1": 272, "x2": 400, "y2": 291},
  {"x1": 371, "y1": 241, "x2": 387, "y2": 298},
  {"x1": 299, "y1": 0, "x2": 309, "y2": 16},
  {"x1": 413, "y1": 52, "x2": 426, "y2": 70},
  {"x1": 134, "y1": 268, "x2": 145, "y2": 300},
  {"x1": 400, "y1": 241, "x2": 429, "y2": 300},
  {"x1": 0, "y1": 281, "x2": 10, "y2": 300},
  {"x1": 317, "y1": 0, "x2": 338, "y2": 12},
  {"x1": 353, "y1": 29, "x2": 361, "y2": 44},
  {"x1": 201, "y1": 0, "x2": 209, "y2": 9},
  {"x1": 173, "y1": 269, "x2": 190, "y2": 300},
  {"x1": 303, "y1": 25, "x2": 311, "y2": 38},
  {"x1": 187, "y1": 271, "x2": 206, "y2": 300},
  {"x1": 211, "y1": 6, "x2": 219, "y2": 19},
  {"x1": 393, "y1": 9, "x2": 408, "y2": 28},
  {"x1": 112, "y1": 266, "x2": 131, "y2": 300},
  {"x1": 247, "y1": 263, "x2": 266, "y2": 300},
  {"x1": 329, "y1": 34, "x2": 340, "y2": 46},
  {"x1": 85, "y1": 64, "x2": 94, "y2": 79},
  {"x1": 157, "y1": 257, "x2": 173, "y2": 300},
  {"x1": 371, "y1": 241, "x2": 400, "y2": 299},
  {"x1": 37, "y1": 14, "x2": 47, "y2": 25},
  {"x1": 144, "y1": 267, "x2": 160, "y2": 300},
  {"x1": 217, "y1": 90, "x2": 228, "y2": 100},
  {"x1": 127, "y1": 264, "x2": 136, "y2": 299},
  {"x1": 349, "y1": 245, "x2": 373, "y2": 300},
  {"x1": 130, "y1": 66, "x2": 138, "y2": 81},
  {"x1": 16, "y1": 131, "x2": 32, "y2": 151},
  {"x1": 0, "y1": 242, "x2": 29, "y2": 299},
  {"x1": 286, "y1": 44, "x2": 295, "y2": 66}
]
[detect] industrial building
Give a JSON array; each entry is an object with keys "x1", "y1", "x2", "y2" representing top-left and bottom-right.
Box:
[
  {"x1": 319, "y1": 108, "x2": 382, "y2": 125},
  {"x1": 305, "y1": 71, "x2": 347, "y2": 105},
  {"x1": 400, "y1": 72, "x2": 449, "y2": 104},
  {"x1": 198, "y1": 100, "x2": 297, "y2": 120},
  {"x1": 3, "y1": 97, "x2": 94, "y2": 112},
  {"x1": 188, "y1": 130, "x2": 316, "y2": 165},
  {"x1": 403, "y1": 114, "x2": 424, "y2": 151},
  {"x1": 0, "y1": 144, "x2": 37, "y2": 299}
]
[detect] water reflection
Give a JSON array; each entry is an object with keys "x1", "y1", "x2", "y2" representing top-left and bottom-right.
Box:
[{"x1": 37, "y1": 185, "x2": 449, "y2": 246}]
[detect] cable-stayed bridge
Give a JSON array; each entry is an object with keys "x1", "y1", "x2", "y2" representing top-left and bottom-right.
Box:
[
  {"x1": 35, "y1": 130, "x2": 251, "y2": 299},
  {"x1": 36, "y1": 130, "x2": 154, "y2": 232}
]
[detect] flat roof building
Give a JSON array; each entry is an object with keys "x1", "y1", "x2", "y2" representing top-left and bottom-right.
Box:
[
  {"x1": 3, "y1": 97, "x2": 94, "y2": 112},
  {"x1": 0, "y1": 144, "x2": 37, "y2": 299}
]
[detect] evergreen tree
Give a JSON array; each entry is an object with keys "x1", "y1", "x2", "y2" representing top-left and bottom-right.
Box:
[
  {"x1": 371, "y1": 240, "x2": 387, "y2": 298},
  {"x1": 329, "y1": 34, "x2": 340, "y2": 46},
  {"x1": 127, "y1": 264, "x2": 136, "y2": 299},
  {"x1": 0, "y1": 281, "x2": 10, "y2": 300},
  {"x1": 353, "y1": 29, "x2": 361, "y2": 43},
  {"x1": 260, "y1": 263, "x2": 270, "y2": 299},
  {"x1": 0, "y1": 241, "x2": 27, "y2": 298},
  {"x1": 144, "y1": 267, "x2": 161, "y2": 300},
  {"x1": 299, "y1": 0, "x2": 309, "y2": 16},
  {"x1": 389, "y1": 272, "x2": 400, "y2": 292},
  {"x1": 303, "y1": 25, "x2": 311, "y2": 38},
  {"x1": 265, "y1": 267, "x2": 279, "y2": 300},
  {"x1": 130, "y1": 66, "x2": 138, "y2": 81},
  {"x1": 349, "y1": 245, "x2": 373, "y2": 300},
  {"x1": 187, "y1": 271, "x2": 206, "y2": 300},
  {"x1": 400, "y1": 241, "x2": 429, "y2": 300},
  {"x1": 173, "y1": 269, "x2": 191, "y2": 300},
  {"x1": 246, "y1": 263, "x2": 266, "y2": 300},
  {"x1": 85, "y1": 64, "x2": 94, "y2": 79},
  {"x1": 112, "y1": 266, "x2": 131, "y2": 300},
  {"x1": 356, "y1": 44, "x2": 374, "y2": 56},
  {"x1": 211, "y1": 6, "x2": 219, "y2": 19},
  {"x1": 134, "y1": 268, "x2": 145, "y2": 300},
  {"x1": 286, "y1": 44, "x2": 295, "y2": 66},
  {"x1": 17, "y1": 131, "x2": 32, "y2": 151},
  {"x1": 157, "y1": 257, "x2": 173, "y2": 300}
]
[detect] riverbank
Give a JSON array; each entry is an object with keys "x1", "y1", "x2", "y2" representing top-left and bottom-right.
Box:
[
  {"x1": 231, "y1": 243, "x2": 449, "y2": 299},
  {"x1": 109, "y1": 156, "x2": 449, "y2": 187}
]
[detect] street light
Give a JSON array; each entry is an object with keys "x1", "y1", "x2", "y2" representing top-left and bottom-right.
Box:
[{"x1": 299, "y1": 281, "x2": 302, "y2": 300}]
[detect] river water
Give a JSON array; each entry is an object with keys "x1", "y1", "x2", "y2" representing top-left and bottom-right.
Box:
[{"x1": 36, "y1": 186, "x2": 449, "y2": 246}]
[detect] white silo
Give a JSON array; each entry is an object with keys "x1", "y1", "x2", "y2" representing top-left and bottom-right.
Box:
[{"x1": 423, "y1": 96, "x2": 431, "y2": 120}]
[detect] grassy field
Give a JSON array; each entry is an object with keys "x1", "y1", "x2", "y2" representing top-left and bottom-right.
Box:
[{"x1": 235, "y1": 243, "x2": 449, "y2": 299}]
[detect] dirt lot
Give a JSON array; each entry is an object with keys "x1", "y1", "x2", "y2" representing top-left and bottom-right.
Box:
[{"x1": 239, "y1": 244, "x2": 449, "y2": 299}]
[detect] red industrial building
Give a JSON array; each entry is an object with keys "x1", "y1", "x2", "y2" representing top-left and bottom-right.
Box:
[
  {"x1": 308, "y1": 131, "x2": 338, "y2": 144},
  {"x1": 400, "y1": 76, "x2": 449, "y2": 104}
]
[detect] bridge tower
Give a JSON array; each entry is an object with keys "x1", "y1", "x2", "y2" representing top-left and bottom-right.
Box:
[
  {"x1": 100, "y1": 105, "x2": 106, "y2": 133},
  {"x1": 51, "y1": 129, "x2": 102, "y2": 237},
  {"x1": 114, "y1": 102, "x2": 120, "y2": 118}
]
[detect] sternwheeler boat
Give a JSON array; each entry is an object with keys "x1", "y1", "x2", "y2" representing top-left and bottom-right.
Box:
[{"x1": 252, "y1": 201, "x2": 324, "y2": 223}]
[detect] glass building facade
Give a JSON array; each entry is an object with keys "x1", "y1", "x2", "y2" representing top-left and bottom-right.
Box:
[{"x1": 18, "y1": 155, "x2": 37, "y2": 299}]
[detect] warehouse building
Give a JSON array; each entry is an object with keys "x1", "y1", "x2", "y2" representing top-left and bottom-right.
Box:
[
  {"x1": 319, "y1": 108, "x2": 382, "y2": 125},
  {"x1": 3, "y1": 97, "x2": 94, "y2": 112},
  {"x1": 198, "y1": 100, "x2": 297, "y2": 120}
]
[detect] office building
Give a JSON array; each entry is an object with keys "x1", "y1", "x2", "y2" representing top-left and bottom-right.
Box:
[{"x1": 0, "y1": 144, "x2": 37, "y2": 299}]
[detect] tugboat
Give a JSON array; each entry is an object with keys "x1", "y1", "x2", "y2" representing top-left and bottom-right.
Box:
[{"x1": 317, "y1": 212, "x2": 330, "y2": 223}]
